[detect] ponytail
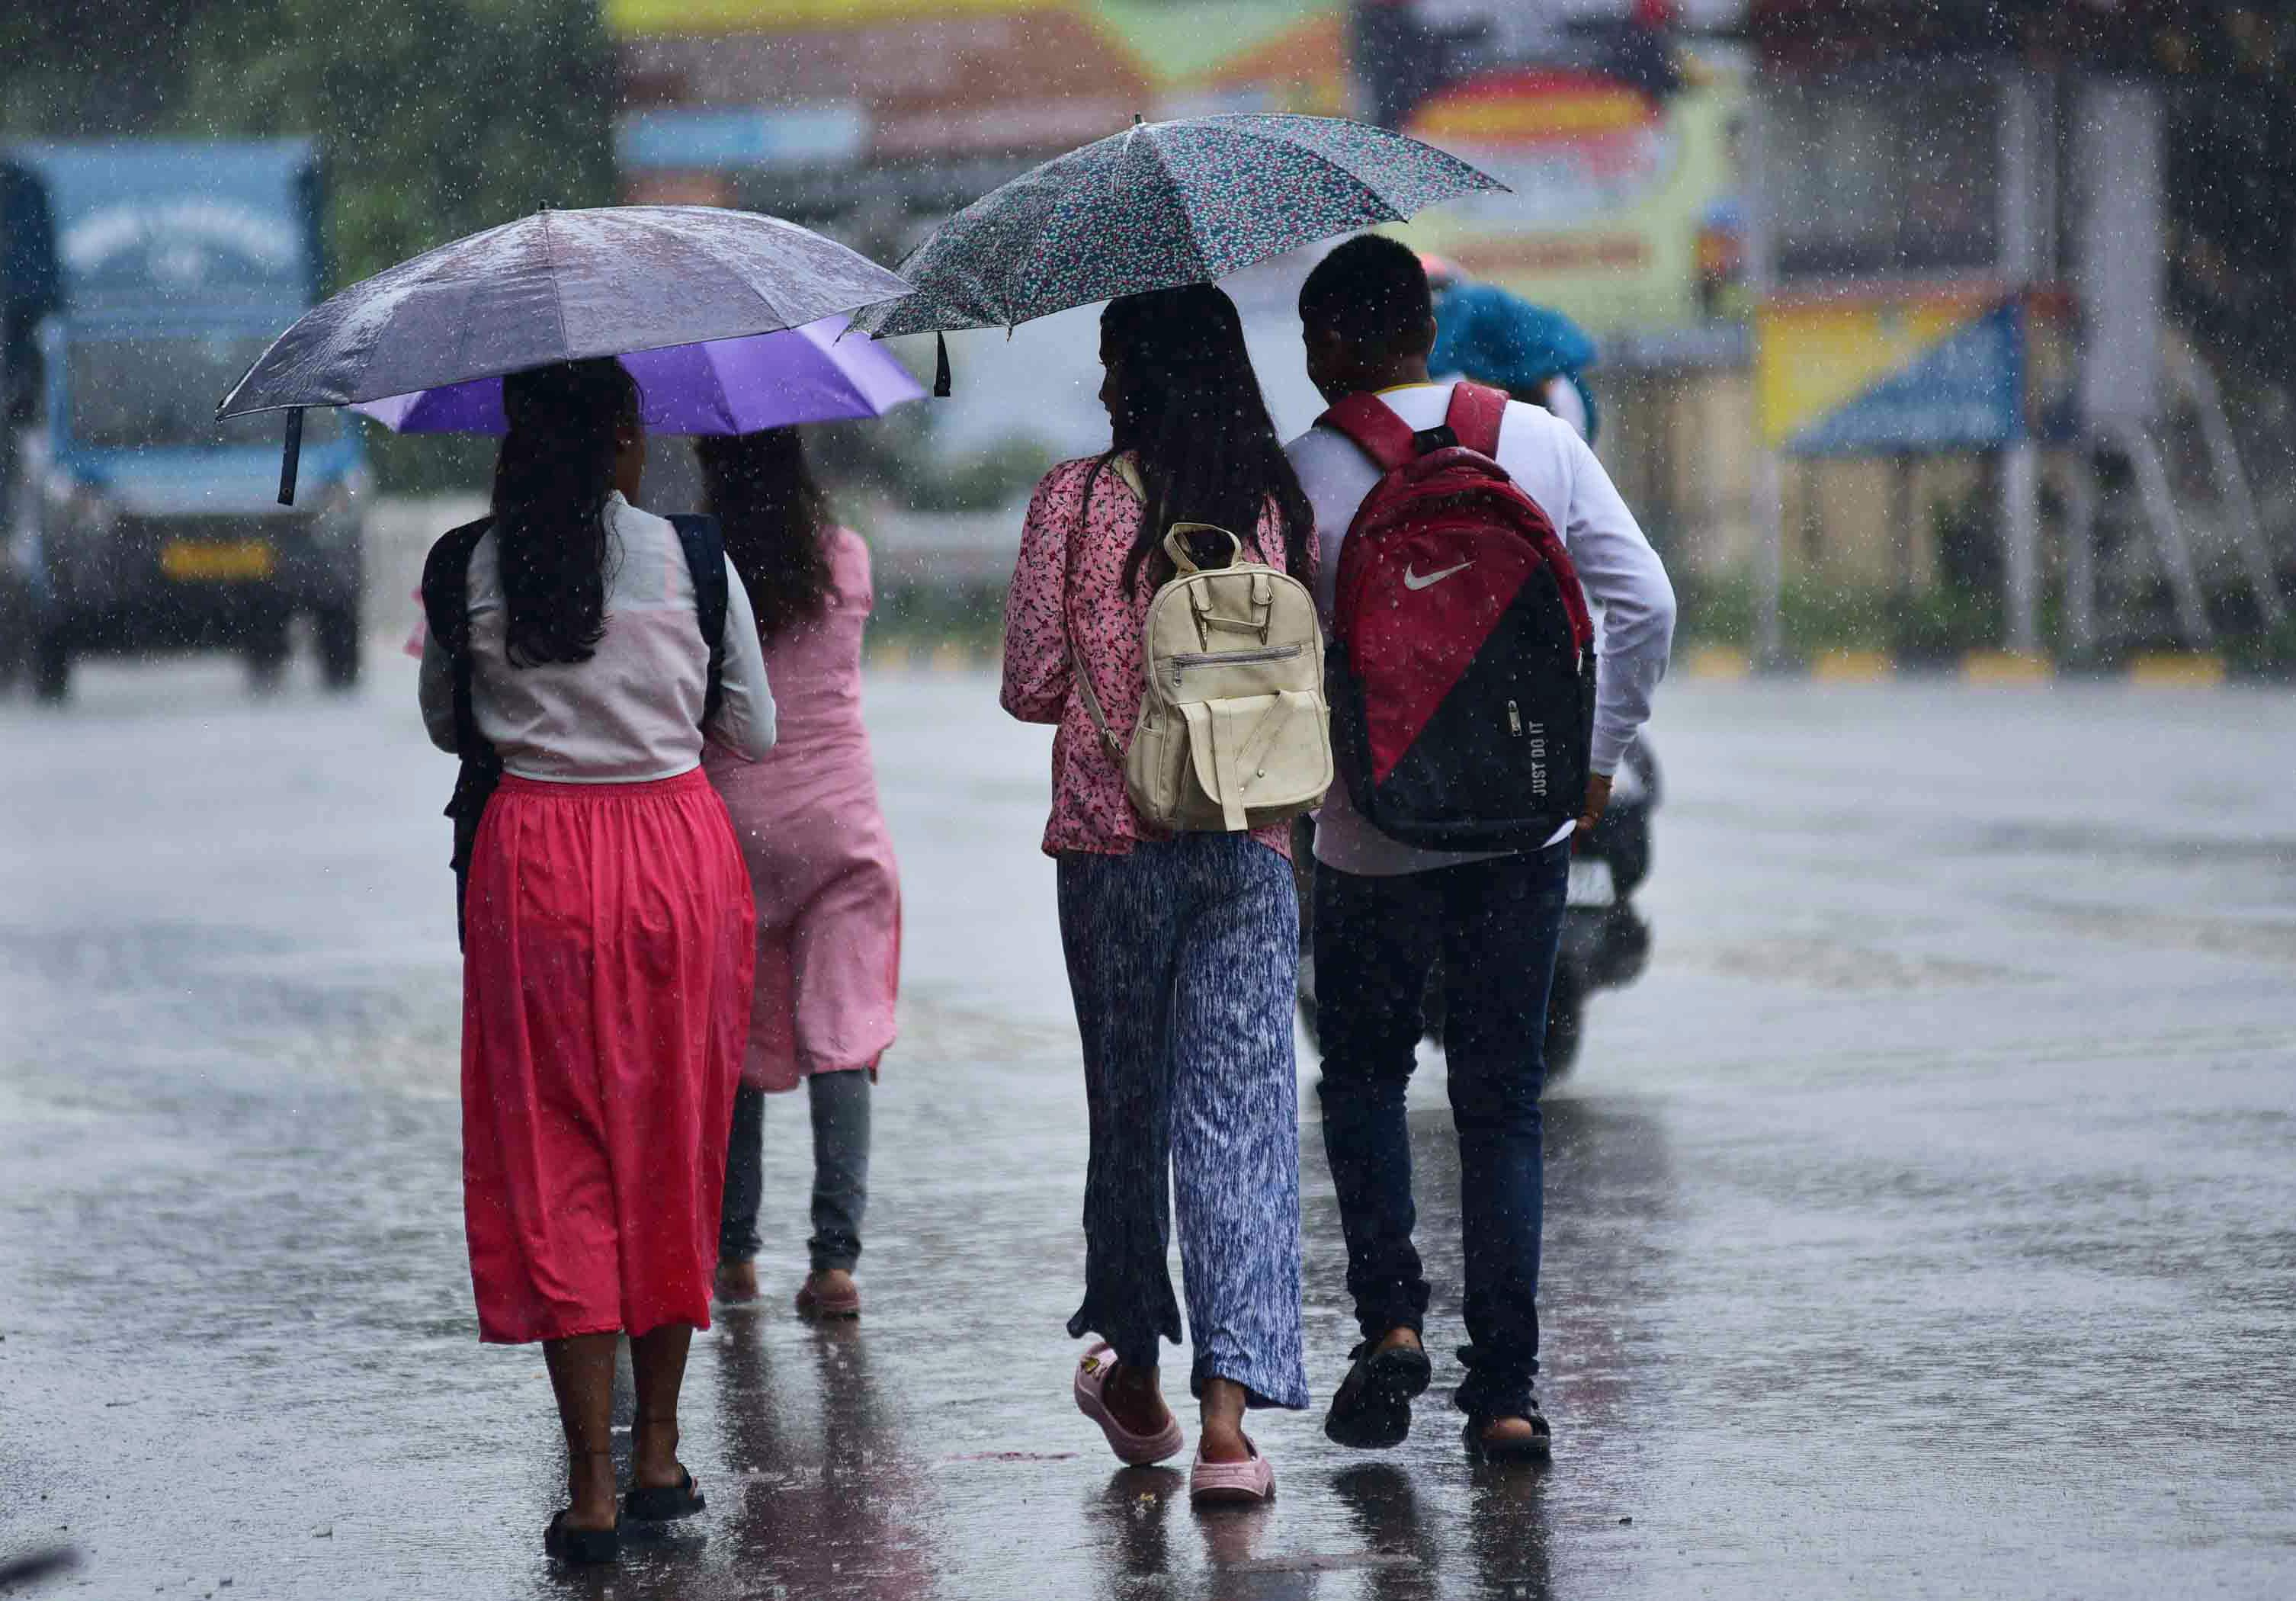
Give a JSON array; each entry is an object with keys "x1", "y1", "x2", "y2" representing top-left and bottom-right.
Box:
[{"x1": 492, "y1": 358, "x2": 640, "y2": 666}]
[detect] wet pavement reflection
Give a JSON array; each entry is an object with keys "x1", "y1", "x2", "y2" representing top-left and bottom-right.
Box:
[{"x1": 2, "y1": 664, "x2": 2294, "y2": 1598}]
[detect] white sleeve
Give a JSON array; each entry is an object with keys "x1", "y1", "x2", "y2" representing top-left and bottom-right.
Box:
[
  {"x1": 418, "y1": 627, "x2": 459, "y2": 754},
  {"x1": 705, "y1": 555, "x2": 777, "y2": 762},
  {"x1": 1542, "y1": 375, "x2": 1590, "y2": 442},
  {"x1": 1561, "y1": 434, "x2": 1676, "y2": 775}
]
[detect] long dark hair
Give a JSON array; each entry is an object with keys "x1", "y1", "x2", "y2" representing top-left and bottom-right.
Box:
[
  {"x1": 1094, "y1": 285, "x2": 1313, "y2": 595},
  {"x1": 492, "y1": 358, "x2": 640, "y2": 667},
  {"x1": 694, "y1": 427, "x2": 834, "y2": 643}
]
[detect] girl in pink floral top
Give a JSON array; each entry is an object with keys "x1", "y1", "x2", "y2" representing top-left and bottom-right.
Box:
[
  {"x1": 1002, "y1": 457, "x2": 1305, "y2": 861},
  {"x1": 1000, "y1": 284, "x2": 1317, "y2": 1506}
]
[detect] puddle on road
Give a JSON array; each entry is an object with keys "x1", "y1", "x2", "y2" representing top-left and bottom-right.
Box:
[
  {"x1": 1663, "y1": 937, "x2": 2035, "y2": 990},
  {"x1": 2014, "y1": 900, "x2": 2296, "y2": 966}
]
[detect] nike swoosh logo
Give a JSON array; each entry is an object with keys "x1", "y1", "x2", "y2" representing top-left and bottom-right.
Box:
[{"x1": 1403, "y1": 560, "x2": 1474, "y2": 592}]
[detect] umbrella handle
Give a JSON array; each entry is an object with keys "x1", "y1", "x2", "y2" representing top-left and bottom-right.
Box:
[{"x1": 277, "y1": 409, "x2": 304, "y2": 507}]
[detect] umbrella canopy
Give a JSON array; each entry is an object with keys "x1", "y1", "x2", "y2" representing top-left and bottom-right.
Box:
[
  {"x1": 217, "y1": 206, "x2": 911, "y2": 420},
  {"x1": 853, "y1": 114, "x2": 1503, "y2": 341},
  {"x1": 351, "y1": 315, "x2": 923, "y2": 437}
]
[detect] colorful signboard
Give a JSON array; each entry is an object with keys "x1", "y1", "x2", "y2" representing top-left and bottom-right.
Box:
[
  {"x1": 608, "y1": 0, "x2": 1348, "y2": 167},
  {"x1": 1756, "y1": 290, "x2": 2028, "y2": 455},
  {"x1": 1390, "y1": 50, "x2": 1746, "y2": 332}
]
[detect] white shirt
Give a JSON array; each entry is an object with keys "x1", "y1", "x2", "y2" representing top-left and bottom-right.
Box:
[
  {"x1": 420, "y1": 493, "x2": 776, "y2": 781},
  {"x1": 1285, "y1": 381, "x2": 1676, "y2": 877}
]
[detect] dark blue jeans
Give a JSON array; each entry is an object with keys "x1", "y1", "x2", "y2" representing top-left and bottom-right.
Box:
[{"x1": 1313, "y1": 842, "x2": 1570, "y2": 1422}]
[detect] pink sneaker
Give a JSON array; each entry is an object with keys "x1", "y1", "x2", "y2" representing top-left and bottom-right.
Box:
[
  {"x1": 1073, "y1": 1343, "x2": 1184, "y2": 1466},
  {"x1": 1189, "y1": 1438, "x2": 1275, "y2": 1505}
]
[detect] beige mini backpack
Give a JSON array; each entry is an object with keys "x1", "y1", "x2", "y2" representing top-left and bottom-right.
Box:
[{"x1": 1071, "y1": 464, "x2": 1332, "y2": 833}]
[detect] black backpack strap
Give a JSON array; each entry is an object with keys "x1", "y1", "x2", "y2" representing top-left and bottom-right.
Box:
[
  {"x1": 422, "y1": 517, "x2": 495, "y2": 765},
  {"x1": 668, "y1": 512, "x2": 729, "y2": 726},
  {"x1": 420, "y1": 516, "x2": 499, "y2": 950}
]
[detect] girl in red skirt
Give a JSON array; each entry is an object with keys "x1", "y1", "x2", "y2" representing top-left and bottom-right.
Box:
[{"x1": 418, "y1": 358, "x2": 776, "y2": 1563}]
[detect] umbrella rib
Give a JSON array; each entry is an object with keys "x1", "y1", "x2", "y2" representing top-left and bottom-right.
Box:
[
  {"x1": 540, "y1": 210, "x2": 572, "y2": 362},
  {"x1": 996, "y1": 143, "x2": 1113, "y2": 331},
  {"x1": 1131, "y1": 130, "x2": 1223, "y2": 288}
]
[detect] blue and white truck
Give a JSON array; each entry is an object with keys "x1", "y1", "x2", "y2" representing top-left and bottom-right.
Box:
[{"x1": 1, "y1": 139, "x2": 367, "y2": 701}]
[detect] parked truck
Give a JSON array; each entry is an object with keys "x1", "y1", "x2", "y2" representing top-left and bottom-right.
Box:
[{"x1": 1, "y1": 138, "x2": 366, "y2": 703}]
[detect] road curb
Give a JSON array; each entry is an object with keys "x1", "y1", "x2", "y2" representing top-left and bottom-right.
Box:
[{"x1": 1675, "y1": 646, "x2": 2235, "y2": 688}]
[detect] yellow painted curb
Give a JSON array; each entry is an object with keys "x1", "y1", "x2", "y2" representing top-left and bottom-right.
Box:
[
  {"x1": 2128, "y1": 653, "x2": 2226, "y2": 688},
  {"x1": 1961, "y1": 650, "x2": 2054, "y2": 686},
  {"x1": 1810, "y1": 649, "x2": 1892, "y2": 683},
  {"x1": 1683, "y1": 644, "x2": 1752, "y2": 682},
  {"x1": 866, "y1": 645, "x2": 912, "y2": 674},
  {"x1": 929, "y1": 641, "x2": 976, "y2": 675}
]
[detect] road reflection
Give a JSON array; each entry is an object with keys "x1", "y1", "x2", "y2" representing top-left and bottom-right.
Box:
[{"x1": 705, "y1": 1314, "x2": 940, "y2": 1599}]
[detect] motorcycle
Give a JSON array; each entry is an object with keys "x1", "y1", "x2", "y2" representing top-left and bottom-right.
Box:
[{"x1": 1294, "y1": 737, "x2": 1659, "y2": 1080}]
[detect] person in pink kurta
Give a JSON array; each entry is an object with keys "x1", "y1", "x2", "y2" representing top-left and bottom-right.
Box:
[{"x1": 697, "y1": 428, "x2": 900, "y2": 1320}]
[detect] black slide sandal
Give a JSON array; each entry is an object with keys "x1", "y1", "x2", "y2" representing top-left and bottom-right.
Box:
[
  {"x1": 544, "y1": 1510, "x2": 622, "y2": 1564},
  {"x1": 1325, "y1": 1342, "x2": 1434, "y2": 1449},
  {"x1": 624, "y1": 1468, "x2": 706, "y2": 1522},
  {"x1": 1462, "y1": 1407, "x2": 1553, "y2": 1464}
]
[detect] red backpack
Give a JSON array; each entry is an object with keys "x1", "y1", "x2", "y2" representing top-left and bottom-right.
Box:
[{"x1": 1320, "y1": 381, "x2": 1596, "y2": 851}]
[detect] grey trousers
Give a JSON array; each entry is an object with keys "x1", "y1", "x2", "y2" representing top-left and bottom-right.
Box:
[{"x1": 718, "y1": 1070, "x2": 871, "y2": 1272}]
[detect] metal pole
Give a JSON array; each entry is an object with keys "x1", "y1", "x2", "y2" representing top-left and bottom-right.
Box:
[
  {"x1": 2002, "y1": 443, "x2": 2042, "y2": 653},
  {"x1": 2062, "y1": 454, "x2": 2097, "y2": 659},
  {"x1": 1745, "y1": 83, "x2": 1787, "y2": 669},
  {"x1": 1999, "y1": 69, "x2": 2044, "y2": 655}
]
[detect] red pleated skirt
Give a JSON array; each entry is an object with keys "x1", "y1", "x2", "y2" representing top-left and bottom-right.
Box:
[{"x1": 460, "y1": 768, "x2": 755, "y2": 1344}]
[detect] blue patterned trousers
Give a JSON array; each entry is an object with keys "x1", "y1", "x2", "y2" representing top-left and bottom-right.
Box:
[{"x1": 1056, "y1": 834, "x2": 1310, "y2": 1410}]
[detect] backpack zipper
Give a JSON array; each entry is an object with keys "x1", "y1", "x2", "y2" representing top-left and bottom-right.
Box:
[
  {"x1": 1507, "y1": 700, "x2": 1523, "y2": 736},
  {"x1": 1169, "y1": 642, "x2": 1303, "y2": 688}
]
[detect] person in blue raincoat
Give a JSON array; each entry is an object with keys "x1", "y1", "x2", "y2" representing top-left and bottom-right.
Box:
[{"x1": 1420, "y1": 258, "x2": 1602, "y2": 448}]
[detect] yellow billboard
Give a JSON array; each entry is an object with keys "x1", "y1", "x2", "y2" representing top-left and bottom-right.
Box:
[
  {"x1": 610, "y1": 0, "x2": 1349, "y2": 163},
  {"x1": 1393, "y1": 50, "x2": 1746, "y2": 333}
]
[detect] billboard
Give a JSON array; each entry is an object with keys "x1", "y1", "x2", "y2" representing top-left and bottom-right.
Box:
[
  {"x1": 609, "y1": 0, "x2": 1348, "y2": 171},
  {"x1": 1388, "y1": 50, "x2": 1746, "y2": 333},
  {"x1": 1756, "y1": 290, "x2": 2031, "y2": 455}
]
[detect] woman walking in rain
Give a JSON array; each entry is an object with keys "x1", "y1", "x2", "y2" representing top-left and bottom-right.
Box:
[
  {"x1": 697, "y1": 427, "x2": 901, "y2": 1320},
  {"x1": 419, "y1": 358, "x2": 775, "y2": 1564},
  {"x1": 1001, "y1": 284, "x2": 1315, "y2": 1505}
]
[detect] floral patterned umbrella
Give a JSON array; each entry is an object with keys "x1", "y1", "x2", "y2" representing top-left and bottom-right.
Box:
[{"x1": 851, "y1": 114, "x2": 1504, "y2": 373}]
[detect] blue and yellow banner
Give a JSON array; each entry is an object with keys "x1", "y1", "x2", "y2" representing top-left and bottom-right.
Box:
[{"x1": 1757, "y1": 291, "x2": 2025, "y2": 456}]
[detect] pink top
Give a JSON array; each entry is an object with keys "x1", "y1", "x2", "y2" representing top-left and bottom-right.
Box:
[
  {"x1": 704, "y1": 527, "x2": 901, "y2": 1089},
  {"x1": 1001, "y1": 455, "x2": 1309, "y2": 860}
]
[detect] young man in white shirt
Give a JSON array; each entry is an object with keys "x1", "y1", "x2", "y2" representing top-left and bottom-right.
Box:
[{"x1": 1285, "y1": 236, "x2": 1676, "y2": 1461}]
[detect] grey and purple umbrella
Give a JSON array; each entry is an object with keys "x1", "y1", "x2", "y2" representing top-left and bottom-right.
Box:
[
  {"x1": 351, "y1": 314, "x2": 923, "y2": 436},
  {"x1": 216, "y1": 205, "x2": 911, "y2": 499},
  {"x1": 854, "y1": 113, "x2": 1505, "y2": 362}
]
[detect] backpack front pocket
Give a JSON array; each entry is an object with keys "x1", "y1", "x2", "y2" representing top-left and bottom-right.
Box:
[{"x1": 1179, "y1": 689, "x2": 1332, "y2": 831}]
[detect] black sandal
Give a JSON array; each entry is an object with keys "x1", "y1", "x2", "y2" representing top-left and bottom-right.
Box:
[
  {"x1": 1462, "y1": 1402, "x2": 1553, "y2": 1465},
  {"x1": 624, "y1": 1467, "x2": 706, "y2": 1522},
  {"x1": 544, "y1": 1510, "x2": 622, "y2": 1564},
  {"x1": 1325, "y1": 1338, "x2": 1433, "y2": 1450},
  {"x1": 624, "y1": 1418, "x2": 707, "y2": 1522}
]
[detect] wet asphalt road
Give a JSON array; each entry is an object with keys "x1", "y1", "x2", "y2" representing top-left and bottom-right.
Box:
[{"x1": 2, "y1": 658, "x2": 2294, "y2": 1600}]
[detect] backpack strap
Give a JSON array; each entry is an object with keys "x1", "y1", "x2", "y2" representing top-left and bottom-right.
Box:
[
  {"x1": 421, "y1": 516, "x2": 498, "y2": 771},
  {"x1": 667, "y1": 512, "x2": 729, "y2": 726},
  {"x1": 1316, "y1": 393, "x2": 1421, "y2": 473},
  {"x1": 420, "y1": 515, "x2": 500, "y2": 951},
  {"x1": 1444, "y1": 380, "x2": 1509, "y2": 457}
]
